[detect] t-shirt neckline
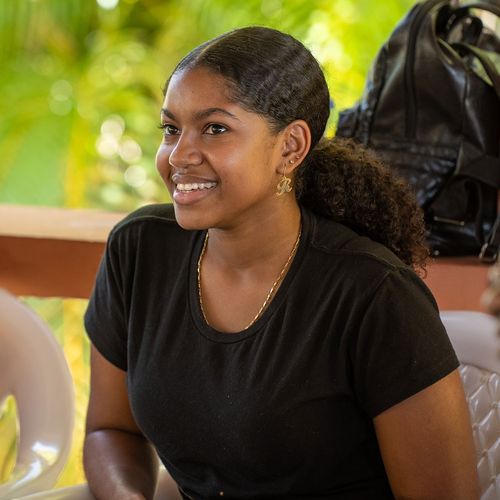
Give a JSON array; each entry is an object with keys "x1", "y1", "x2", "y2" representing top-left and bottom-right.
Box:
[{"x1": 188, "y1": 207, "x2": 312, "y2": 343}]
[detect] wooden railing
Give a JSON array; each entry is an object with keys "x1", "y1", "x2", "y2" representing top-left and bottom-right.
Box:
[
  {"x1": 0, "y1": 204, "x2": 492, "y2": 311},
  {"x1": 0, "y1": 205, "x2": 123, "y2": 298}
]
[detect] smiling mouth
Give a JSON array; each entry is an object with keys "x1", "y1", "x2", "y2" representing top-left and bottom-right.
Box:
[{"x1": 176, "y1": 182, "x2": 217, "y2": 192}]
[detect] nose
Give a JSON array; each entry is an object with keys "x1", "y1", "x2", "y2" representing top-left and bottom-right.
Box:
[{"x1": 168, "y1": 132, "x2": 203, "y2": 170}]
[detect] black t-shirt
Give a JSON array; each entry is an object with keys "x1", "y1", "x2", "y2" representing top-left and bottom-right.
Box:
[{"x1": 85, "y1": 203, "x2": 459, "y2": 499}]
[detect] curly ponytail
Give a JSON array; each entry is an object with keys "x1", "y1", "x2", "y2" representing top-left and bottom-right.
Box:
[
  {"x1": 169, "y1": 26, "x2": 429, "y2": 273},
  {"x1": 296, "y1": 138, "x2": 429, "y2": 274}
]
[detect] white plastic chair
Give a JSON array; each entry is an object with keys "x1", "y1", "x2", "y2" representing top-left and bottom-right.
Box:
[
  {"x1": 0, "y1": 283, "x2": 182, "y2": 500},
  {"x1": 441, "y1": 310, "x2": 500, "y2": 500},
  {"x1": 0, "y1": 289, "x2": 74, "y2": 499}
]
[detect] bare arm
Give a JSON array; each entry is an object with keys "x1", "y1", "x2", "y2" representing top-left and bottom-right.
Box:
[
  {"x1": 84, "y1": 345, "x2": 159, "y2": 500},
  {"x1": 374, "y1": 370, "x2": 479, "y2": 500}
]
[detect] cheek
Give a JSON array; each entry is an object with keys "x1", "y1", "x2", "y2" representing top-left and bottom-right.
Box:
[{"x1": 155, "y1": 144, "x2": 172, "y2": 184}]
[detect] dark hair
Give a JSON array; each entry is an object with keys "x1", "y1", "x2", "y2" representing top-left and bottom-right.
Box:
[{"x1": 167, "y1": 26, "x2": 428, "y2": 273}]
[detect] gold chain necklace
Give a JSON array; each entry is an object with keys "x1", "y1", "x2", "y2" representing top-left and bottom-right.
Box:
[{"x1": 197, "y1": 228, "x2": 302, "y2": 330}]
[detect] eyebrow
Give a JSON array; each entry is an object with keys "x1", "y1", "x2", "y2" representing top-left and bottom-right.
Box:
[{"x1": 160, "y1": 107, "x2": 240, "y2": 121}]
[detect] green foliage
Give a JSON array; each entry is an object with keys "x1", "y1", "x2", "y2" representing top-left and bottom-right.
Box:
[
  {"x1": 0, "y1": 0, "x2": 416, "y2": 212},
  {"x1": 0, "y1": 396, "x2": 17, "y2": 484}
]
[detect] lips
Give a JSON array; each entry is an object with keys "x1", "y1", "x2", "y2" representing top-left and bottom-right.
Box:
[{"x1": 171, "y1": 177, "x2": 218, "y2": 205}]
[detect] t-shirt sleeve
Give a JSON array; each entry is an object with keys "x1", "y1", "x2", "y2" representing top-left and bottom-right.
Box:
[
  {"x1": 84, "y1": 231, "x2": 129, "y2": 371},
  {"x1": 350, "y1": 267, "x2": 459, "y2": 418}
]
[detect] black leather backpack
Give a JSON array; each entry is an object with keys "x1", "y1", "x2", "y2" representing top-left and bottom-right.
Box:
[{"x1": 336, "y1": 0, "x2": 500, "y2": 261}]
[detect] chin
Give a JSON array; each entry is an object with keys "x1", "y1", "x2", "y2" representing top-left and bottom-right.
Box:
[{"x1": 172, "y1": 204, "x2": 210, "y2": 231}]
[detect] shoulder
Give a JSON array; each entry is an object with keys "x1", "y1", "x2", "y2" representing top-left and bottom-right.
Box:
[
  {"x1": 307, "y1": 208, "x2": 405, "y2": 270},
  {"x1": 106, "y1": 203, "x2": 196, "y2": 257},
  {"x1": 112, "y1": 203, "x2": 177, "y2": 233},
  {"x1": 109, "y1": 203, "x2": 188, "y2": 240},
  {"x1": 304, "y1": 208, "x2": 432, "y2": 301}
]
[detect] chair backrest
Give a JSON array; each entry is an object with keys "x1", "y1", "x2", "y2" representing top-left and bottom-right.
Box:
[
  {"x1": 0, "y1": 288, "x2": 74, "y2": 499},
  {"x1": 440, "y1": 310, "x2": 500, "y2": 500}
]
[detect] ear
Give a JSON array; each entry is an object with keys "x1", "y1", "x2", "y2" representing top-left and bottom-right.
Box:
[{"x1": 278, "y1": 120, "x2": 312, "y2": 174}]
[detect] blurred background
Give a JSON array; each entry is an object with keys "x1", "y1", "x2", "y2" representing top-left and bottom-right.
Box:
[{"x1": 0, "y1": 0, "x2": 415, "y2": 486}]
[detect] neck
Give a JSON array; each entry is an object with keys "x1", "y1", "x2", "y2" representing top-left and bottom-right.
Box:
[{"x1": 206, "y1": 201, "x2": 302, "y2": 271}]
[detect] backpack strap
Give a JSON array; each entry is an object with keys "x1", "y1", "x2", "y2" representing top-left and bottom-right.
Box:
[
  {"x1": 480, "y1": 214, "x2": 500, "y2": 263},
  {"x1": 456, "y1": 147, "x2": 500, "y2": 187},
  {"x1": 452, "y1": 42, "x2": 500, "y2": 99},
  {"x1": 445, "y1": 3, "x2": 500, "y2": 45},
  {"x1": 453, "y1": 42, "x2": 500, "y2": 262},
  {"x1": 453, "y1": 2, "x2": 500, "y2": 18},
  {"x1": 450, "y1": 43, "x2": 500, "y2": 188},
  {"x1": 446, "y1": 2, "x2": 500, "y2": 39}
]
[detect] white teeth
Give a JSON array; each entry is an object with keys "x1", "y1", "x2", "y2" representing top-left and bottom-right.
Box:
[{"x1": 176, "y1": 182, "x2": 217, "y2": 192}]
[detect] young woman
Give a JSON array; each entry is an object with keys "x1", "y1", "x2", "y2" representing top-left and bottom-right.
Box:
[{"x1": 83, "y1": 27, "x2": 479, "y2": 499}]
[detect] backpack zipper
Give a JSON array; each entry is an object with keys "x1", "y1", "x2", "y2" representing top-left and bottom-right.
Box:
[
  {"x1": 433, "y1": 215, "x2": 466, "y2": 226},
  {"x1": 405, "y1": 0, "x2": 449, "y2": 138}
]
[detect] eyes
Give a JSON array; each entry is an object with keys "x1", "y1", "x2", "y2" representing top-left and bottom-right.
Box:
[
  {"x1": 158, "y1": 123, "x2": 228, "y2": 137},
  {"x1": 205, "y1": 124, "x2": 227, "y2": 135},
  {"x1": 158, "y1": 124, "x2": 179, "y2": 136}
]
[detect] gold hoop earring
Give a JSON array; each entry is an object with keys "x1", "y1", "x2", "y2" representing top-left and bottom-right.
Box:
[{"x1": 276, "y1": 161, "x2": 293, "y2": 196}]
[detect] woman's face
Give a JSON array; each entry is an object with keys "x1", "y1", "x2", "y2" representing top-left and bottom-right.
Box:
[{"x1": 156, "y1": 67, "x2": 286, "y2": 230}]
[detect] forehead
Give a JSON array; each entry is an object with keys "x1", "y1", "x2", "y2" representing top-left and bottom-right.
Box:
[
  {"x1": 162, "y1": 67, "x2": 237, "y2": 111},
  {"x1": 160, "y1": 67, "x2": 278, "y2": 138}
]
